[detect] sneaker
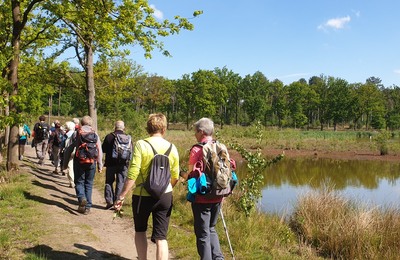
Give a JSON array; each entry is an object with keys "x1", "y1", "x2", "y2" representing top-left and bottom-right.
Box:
[
  {"x1": 19, "y1": 155, "x2": 23, "y2": 160},
  {"x1": 61, "y1": 171, "x2": 66, "y2": 176},
  {"x1": 52, "y1": 170, "x2": 58, "y2": 175},
  {"x1": 84, "y1": 208, "x2": 91, "y2": 215},
  {"x1": 38, "y1": 159, "x2": 44, "y2": 165},
  {"x1": 78, "y1": 198, "x2": 87, "y2": 214}
]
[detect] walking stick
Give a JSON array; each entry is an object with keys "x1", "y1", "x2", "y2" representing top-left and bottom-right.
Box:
[{"x1": 220, "y1": 207, "x2": 235, "y2": 259}]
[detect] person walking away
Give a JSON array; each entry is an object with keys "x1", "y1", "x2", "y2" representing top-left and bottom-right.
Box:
[
  {"x1": 18, "y1": 123, "x2": 31, "y2": 160},
  {"x1": 114, "y1": 113, "x2": 180, "y2": 260},
  {"x1": 102, "y1": 120, "x2": 133, "y2": 209},
  {"x1": 73, "y1": 118, "x2": 80, "y2": 131},
  {"x1": 33, "y1": 115, "x2": 50, "y2": 165},
  {"x1": 181, "y1": 118, "x2": 225, "y2": 260},
  {"x1": 49, "y1": 122, "x2": 65, "y2": 174},
  {"x1": 71, "y1": 115, "x2": 103, "y2": 214},
  {"x1": 62, "y1": 121, "x2": 77, "y2": 188}
]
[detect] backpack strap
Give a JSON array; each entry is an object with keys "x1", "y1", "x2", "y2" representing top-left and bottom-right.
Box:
[{"x1": 144, "y1": 140, "x2": 173, "y2": 156}]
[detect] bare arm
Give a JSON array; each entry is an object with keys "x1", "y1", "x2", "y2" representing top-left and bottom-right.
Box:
[{"x1": 114, "y1": 178, "x2": 135, "y2": 210}]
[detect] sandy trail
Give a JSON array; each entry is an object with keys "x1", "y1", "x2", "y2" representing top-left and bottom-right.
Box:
[{"x1": 21, "y1": 144, "x2": 160, "y2": 259}]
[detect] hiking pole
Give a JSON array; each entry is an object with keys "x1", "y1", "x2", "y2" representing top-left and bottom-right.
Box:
[{"x1": 220, "y1": 207, "x2": 235, "y2": 260}]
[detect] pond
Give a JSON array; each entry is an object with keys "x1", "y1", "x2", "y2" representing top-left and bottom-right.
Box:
[{"x1": 238, "y1": 157, "x2": 400, "y2": 215}]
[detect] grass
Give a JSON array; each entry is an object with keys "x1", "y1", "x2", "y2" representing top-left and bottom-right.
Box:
[
  {"x1": 3, "y1": 125, "x2": 400, "y2": 259},
  {"x1": 0, "y1": 170, "x2": 44, "y2": 259},
  {"x1": 289, "y1": 187, "x2": 400, "y2": 259}
]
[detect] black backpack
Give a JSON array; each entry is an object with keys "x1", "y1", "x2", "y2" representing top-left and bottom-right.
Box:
[
  {"x1": 75, "y1": 130, "x2": 99, "y2": 164},
  {"x1": 111, "y1": 133, "x2": 132, "y2": 161},
  {"x1": 36, "y1": 123, "x2": 49, "y2": 140},
  {"x1": 53, "y1": 129, "x2": 65, "y2": 147},
  {"x1": 141, "y1": 140, "x2": 173, "y2": 199}
]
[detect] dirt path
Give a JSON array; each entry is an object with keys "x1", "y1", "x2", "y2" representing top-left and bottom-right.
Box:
[{"x1": 21, "y1": 145, "x2": 159, "y2": 259}]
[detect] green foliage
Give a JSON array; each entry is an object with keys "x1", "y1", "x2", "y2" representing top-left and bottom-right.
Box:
[
  {"x1": 221, "y1": 122, "x2": 284, "y2": 216},
  {"x1": 0, "y1": 173, "x2": 43, "y2": 259},
  {"x1": 374, "y1": 130, "x2": 391, "y2": 155}
]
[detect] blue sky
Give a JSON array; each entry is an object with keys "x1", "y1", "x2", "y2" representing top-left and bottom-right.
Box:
[{"x1": 127, "y1": 0, "x2": 400, "y2": 87}]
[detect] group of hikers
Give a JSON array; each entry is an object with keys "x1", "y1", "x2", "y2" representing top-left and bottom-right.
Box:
[{"x1": 24, "y1": 113, "x2": 236, "y2": 260}]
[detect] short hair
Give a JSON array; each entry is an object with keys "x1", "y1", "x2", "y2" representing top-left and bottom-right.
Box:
[
  {"x1": 194, "y1": 118, "x2": 214, "y2": 136},
  {"x1": 72, "y1": 118, "x2": 80, "y2": 125},
  {"x1": 39, "y1": 115, "x2": 46, "y2": 121},
  {"x1": 146, "y1": 113, "x2": 167, "y2": 135},
  {"x1": 115, "y1": 120, "x2": 125, "y2": 131},
  {"x1": 81, "y1": 115, "x2": 93, "y2": 126},
  {"x1": 65, "y1": 121, "x2": 75, "y2": 131}
]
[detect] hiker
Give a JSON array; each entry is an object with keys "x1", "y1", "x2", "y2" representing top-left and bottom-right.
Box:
[
  {"x1": 181, "y1": 117, "x2": 225, "y2": 260},
  {"x1": 48, "y1": 121, "x2": 58, "y2": 165},
  {"x1": 18, "y1": 123, "x2": 31, "y2": 160},
  {"x1": 33, "y1": 115, "x2": 50, "y2": 165},
  {"x1": 48, "y1": 121, "x2": 65, "y2": 175},
  {"x1": 71, "y1": 115, "x2": 103, "y2": 214},
  {"x1": 114, "y1": 113, "x2": 180, "y2": 260},
  {"x1": 101, "y1": 120, "x2": 133, "y2": 209},
  {"x1": 62, "y1": 121, "x2": 77, "y2": 188},
  {"x1": 73, "y1": 118, "x2": 80, "y2": 131}
]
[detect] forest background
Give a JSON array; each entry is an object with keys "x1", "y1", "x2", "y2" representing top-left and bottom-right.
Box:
[
  {"x1": 1, "y1": 1, "x2": 400, "y2": 167},
  {"x1": 2, "y1": 1, "x2": 400, "y2": 259}
]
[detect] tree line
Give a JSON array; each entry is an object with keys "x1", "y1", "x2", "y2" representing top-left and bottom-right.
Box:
[
  {"x1": 8, "y1": 55, "x2": 400, "y2": 132},
  {"x1": 1, "y1": 0, "x2": 399, "y2": 170}
]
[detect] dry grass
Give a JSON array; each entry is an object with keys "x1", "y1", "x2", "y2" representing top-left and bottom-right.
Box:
[{"x1": 289, "y1": 188, "x2": 400, "y2": 259}]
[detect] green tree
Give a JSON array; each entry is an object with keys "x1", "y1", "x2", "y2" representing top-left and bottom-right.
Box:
[
  {"x1": 382, "y1": 85, "x2": 400, "y2": 130},
  {"x1": 190, "y1": 69, "x2": 220, "y2": 119},
  {"x1": 325, "y1": 77, "x2": 351, "y2": 131},
  {"x1": 176, "y1": 74, "x2": 195, "y2": 129},
  {"x1": 241, "y1": 71, "x2": 269, "y2": 124},
  {"x1": 2, "y1": 0, "x2": 60, "y2": 170},
  {"x1": 286, "y1": 81, "x2": 308, "y2": 128},
  {"x1": 213, "y1": 66, "x2": 241, "y2": 126},
  {"x1": 270, "y1": 79, "x2": 287, "y2": 128},
  {"x1": 350, "y1": 80, "x2": 385, "y2": 130},
  {"x1": 309, "y1": 75, "x2": 328, "y2": 130},
  {"x1": 95, "y1": 57, "x2": 145, "y2": 118},
  {"x1": 50, "y1": 0, "x2": 201, "y2": 130}
]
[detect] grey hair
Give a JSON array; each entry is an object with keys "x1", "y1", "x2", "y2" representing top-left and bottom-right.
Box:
[
  {"x1": 115, "y1": 120, "x2": 125, "y2": 131},
  {"x1": 65, "y1": 121, "x2": 75, "y2": 131},
  {"x1": 194, "y1": 118, "x2": 214, "y2": 136},
  {"x1": 72, "y1": 118, "x2": 80, "y2": 125},
  {"x1": 81, "y1": 115, "x2": 92, "y2": 126}
]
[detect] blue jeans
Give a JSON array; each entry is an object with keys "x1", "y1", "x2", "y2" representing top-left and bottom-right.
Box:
[
  {"x1": 191, "y1": 202, "x2": 224, "y2": 260},
  {"x1": 104, "y1": 164, "x2": 127, "y2": 204},
  {"x1": 74, "y1": 160, "x2": 96, "y2": 209}
]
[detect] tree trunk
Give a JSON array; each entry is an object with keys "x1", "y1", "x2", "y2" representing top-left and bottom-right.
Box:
[
  {"x1": 7, "y1": 0, "x2": 22, "y2": 171},
  {"x1": 85, "y1": 44, "x2": 98, "y2": 131}
]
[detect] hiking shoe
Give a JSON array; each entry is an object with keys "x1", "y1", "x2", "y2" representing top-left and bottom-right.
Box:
[
  {"x1": 78, "y1": 198, "x2": 87, "y2": 214},
  {"x1": 84, "y1": 208, "x2": 90, "y2": 215},
  {"x1": 52, "y1": 170, "x2": 58, "y2": 175}
]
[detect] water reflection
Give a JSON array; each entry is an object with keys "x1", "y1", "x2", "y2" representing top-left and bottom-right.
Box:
[{"x1": 237, "y1": 158, "x2": 400, "y2": 215}]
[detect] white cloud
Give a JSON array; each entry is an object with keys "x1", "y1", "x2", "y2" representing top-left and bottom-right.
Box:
[
  {"x1": 150, "y1": 4, "x2": 163, "y2": 20},
  {"x1": 318, "y1": 16, "x2": 351, "y2": 31},
  {"x1": 394, "y1": 69, "x2": 400, "y2": 75}
]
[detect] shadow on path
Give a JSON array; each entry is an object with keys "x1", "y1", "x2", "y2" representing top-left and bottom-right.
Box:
[
  {"x1": 24, "y1": 244, "x2": 130, "y2": 260},
  {"x1": 23, "y1": 191, "x2": 78, "y2": 215}
]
